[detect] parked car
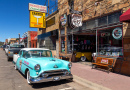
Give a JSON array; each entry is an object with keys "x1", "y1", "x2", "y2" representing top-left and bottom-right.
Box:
[
  {"x1": 5, "y1": 45, "x2": 10, "y2": 55},
  {"x1": 13, "y1": 48, "x2": 73, "y2": 84},
  {"x1": 2, "y1": 45, "x2": 6, "y2": 51},
  {"x1": 7, "y1": 44, "x2": 24, "y2": 61}
]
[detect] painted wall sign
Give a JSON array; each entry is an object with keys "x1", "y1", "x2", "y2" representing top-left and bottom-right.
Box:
[
  {"x1": 112, "y1": 27, "x2": 122, "y2": 39},
  {"x1": 60, "y1": 14, "x2": 67, "y2": 27},
  {"x1": 29, "y1": 3, "x2": 47, "y2": 13},
  {"x1": 70, "y1": 14, "x2": 82, "y2": 28},
  {"x1": 30, "y1": 11, "x2": 46, "y2": 28}
]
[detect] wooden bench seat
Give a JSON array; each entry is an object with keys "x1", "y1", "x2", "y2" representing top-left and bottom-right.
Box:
[{"x1": 92, "y1": 57, "x2": 116, "y2": 73}]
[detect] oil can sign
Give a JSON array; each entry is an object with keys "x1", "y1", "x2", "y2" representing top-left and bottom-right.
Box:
[
  {"x1": 112, "y1": 27, "x2": 122, "y2": 39},
  {"x1": 70, "y1": 14, "x2": 82, "y2": 28},
  {"x1": 60, "y1": 14, "x2": 67, "y2": 27}
]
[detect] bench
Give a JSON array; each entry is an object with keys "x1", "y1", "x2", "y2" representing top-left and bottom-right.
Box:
[
  {"x1": 92, "y1": 57, "x2": 116, "y2": 73},
  {"x1": 59, "y1": 54, "x2": 72, "y2": 62}
]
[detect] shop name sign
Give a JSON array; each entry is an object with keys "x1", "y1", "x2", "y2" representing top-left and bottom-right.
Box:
[
  {"x1": 30, "y1": 11, "x2": 46, "y2": 28},
  {"x1": 29, "y1": 3, "x2": 47, "y2": 13},
  {"x1": 70, "y1": 14, "x2": 82, "y2": 28}
]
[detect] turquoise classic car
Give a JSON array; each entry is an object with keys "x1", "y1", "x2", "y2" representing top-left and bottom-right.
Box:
[{"x1": 14, "y1": 48, "x2": 73, "y2": 84}]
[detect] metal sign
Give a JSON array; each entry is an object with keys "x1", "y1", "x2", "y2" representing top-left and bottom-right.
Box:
[
  {"x1": 30, "y1": 11, "x2": 46, "y2": 28},
  {"x1": 60, "y1": 14, "x2": 67, "y2": 27},
  {"x1": 70, "y1": 14, "x2": 82, "y2": 28},
  {"x1": 29, "y1": 3, "x2": 47, "y2": 13},
  {"x1": 46, "y1": 17, "x2": 55, "y2": 27},
  {"x1": 112, "y1": 27, "x2": 122, "y2": 39}
]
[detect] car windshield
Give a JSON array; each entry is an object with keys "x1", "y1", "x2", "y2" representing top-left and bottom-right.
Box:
[
  {"x1": 10, "y1": 45, "x2": 24, "y2": 48},
  {"x1": 25, "y1": 50, "x2": 52, "y2": 58}
]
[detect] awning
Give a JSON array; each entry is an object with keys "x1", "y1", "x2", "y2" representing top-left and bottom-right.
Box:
[
  {"x1": 120, "y1": 9, "x2": 130, "y2": 22},
  {"x1": 38, "y1": 32, "x2": 51, "y2": 40}
]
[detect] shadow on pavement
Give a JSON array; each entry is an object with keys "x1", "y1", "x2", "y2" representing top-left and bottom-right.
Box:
[{"x1": 31, "y1": 80, "x2": 72, "y2": 89}]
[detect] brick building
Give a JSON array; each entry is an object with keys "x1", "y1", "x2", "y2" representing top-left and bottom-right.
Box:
[
  {"x1": 28, "y1": 31, "x2": 37, "y2": 48},
  {"x1": 57, "y1": 0, "x2": 130, "y2": 75}
]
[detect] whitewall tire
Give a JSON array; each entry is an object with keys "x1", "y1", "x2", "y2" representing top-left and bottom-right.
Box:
[
  {"x1": 80, "y1": 56, "x2": 86, "y2": 61},
  {"x1": 14, "y1": 64, "x2": 17, "y2": 70},
  {"x1": 27, "y1": 71, "x2": 31, "y2": 85}
]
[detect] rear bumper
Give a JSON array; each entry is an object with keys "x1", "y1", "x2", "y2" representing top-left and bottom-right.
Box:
[
  {"x1": 8, "y1": 54, "x2": 13, "y2": 58},
  {"x1": 29, "y1": 74, "x2": 73, "y2": 83}
]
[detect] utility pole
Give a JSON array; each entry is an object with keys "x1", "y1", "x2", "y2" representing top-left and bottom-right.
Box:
[{"x1": 48, "y1": 0, "x2": 49, "y2": 15}]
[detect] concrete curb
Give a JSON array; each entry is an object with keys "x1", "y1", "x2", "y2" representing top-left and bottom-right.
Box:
[{"x1": 73, "y1": 75, "x2": 111, "y2": 90}]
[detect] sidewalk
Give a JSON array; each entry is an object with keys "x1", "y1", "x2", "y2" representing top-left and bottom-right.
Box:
[{"x1": 71, "y1": 62, "x2": 130, "y2": 90}]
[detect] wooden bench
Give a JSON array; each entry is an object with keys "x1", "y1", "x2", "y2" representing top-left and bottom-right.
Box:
[
  {"x1": 92, "y1": 57, "x2": 116, "y2": 73},
  {"x1": 59, "y1": 53, "x2": 72, "y2": 62}
]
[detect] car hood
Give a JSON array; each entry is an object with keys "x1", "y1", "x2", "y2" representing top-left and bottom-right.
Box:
[{"x1": 28, "y1": 57, "x2": 69, "y2": 71}]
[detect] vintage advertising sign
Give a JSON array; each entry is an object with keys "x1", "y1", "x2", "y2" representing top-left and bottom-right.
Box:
[
  {"x1": 30, "y1": 11, "x2": 46, "y2": 28},
  {"x1": 101, "y1": 59, "x2": 108, "y2": 64},
  {"x1": 60, "y1": 14, "x2": 67, "y2": 27},
  {"x1": 29, "y1": 3, "x2": 47, "y2": 13},
  {"x1": 112, "y1": 27, "x2": 122, "y2": 39},
  {"x1": 70, "y1": 14, "x2": 82, "y2": 28}
]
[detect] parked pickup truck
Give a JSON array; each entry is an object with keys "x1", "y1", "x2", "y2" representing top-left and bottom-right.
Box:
[{"x1": 7, "y1": 44, "x2": 24, "y2": 61}]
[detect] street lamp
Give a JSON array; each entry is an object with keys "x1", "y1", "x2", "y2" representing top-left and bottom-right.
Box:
[{"x1": 18, "y1": 33, "x2": 20, "y2": 44}]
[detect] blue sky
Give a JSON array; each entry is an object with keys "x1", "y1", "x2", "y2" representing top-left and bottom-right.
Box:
[{"x1": 0, "y1": 0, "x2": 57, "y2": 42}]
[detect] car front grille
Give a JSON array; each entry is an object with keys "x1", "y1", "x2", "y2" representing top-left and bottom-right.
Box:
[{"x1": 40, "y1": 69, "x2": 68, "y2": 77}]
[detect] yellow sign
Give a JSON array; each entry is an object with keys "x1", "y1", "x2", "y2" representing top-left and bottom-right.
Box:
[{"x1": 30, "y1": 11, "x2": 46, "y2": 28}]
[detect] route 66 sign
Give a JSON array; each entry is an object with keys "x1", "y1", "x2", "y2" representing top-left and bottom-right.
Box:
[{"x1": 70, "y1": 14, "x2": 82, "y2": 28}]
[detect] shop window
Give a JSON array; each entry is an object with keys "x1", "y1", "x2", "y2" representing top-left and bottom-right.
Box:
[
  {"x1": 108, "y1": 12, "x2": 121, "y2": 24},
  {"x1": 98, "y1": 16, "x2": 107, "y2": 27},
  {"x1": 61, "y1": 37, "x2": 65, "y2": 53},
  {"x1": 86, "y1": 19, "x2": 96, "y2": 29},
  {"x1": 67, "y1": 35, "x2": 72, "y2": 53},
  {"x1": 97, "y1": 27, "x2": 123, "y2": 57},
  {"x1": 60, "y1": 29, "x2": 65, "y2": 35},
  {"x1": 39, "y1": 37, "x2": 56, "y2": 50}
]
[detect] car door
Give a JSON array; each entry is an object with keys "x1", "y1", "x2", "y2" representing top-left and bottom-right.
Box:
[
  {"x1": 16, "y1": 50, "x2": 25, "y2": 73},
  {"x1": 21, "y1": 51, "x2": 30, "y2": 74}
]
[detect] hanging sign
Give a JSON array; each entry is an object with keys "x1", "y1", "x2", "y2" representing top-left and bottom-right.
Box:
[
  {"x1": 29, "y1": 3, "x2": 47, "y2": 13},
  {"x1": 70, "y1": 14, "x2": 82, "y2": 28},
  {"x1": 112, "y1": 27, "x2": 122, "y2": 39},
  {"x1": 60, "y1": 14, "x2": 67, "y2": 27},
  {"x1": 30, "y1": 11, "x2": 46, "y2": 28}
]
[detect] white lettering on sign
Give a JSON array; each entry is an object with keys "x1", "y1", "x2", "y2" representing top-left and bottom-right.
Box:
[{"x1": 101, "y1": 59, "x2": 108, "y2": 64}]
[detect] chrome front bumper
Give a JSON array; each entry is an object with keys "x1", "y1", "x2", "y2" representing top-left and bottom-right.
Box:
[{"x1": 29, "y1": 74, "x2": 73, "y2": 83}]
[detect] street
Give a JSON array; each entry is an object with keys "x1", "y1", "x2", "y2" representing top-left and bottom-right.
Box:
[{"x1": 0, "y1": 50, "x2": 92, "y2": 90}]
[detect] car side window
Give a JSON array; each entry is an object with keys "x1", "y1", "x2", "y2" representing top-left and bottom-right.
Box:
[
  {"x1": 23, "y1": 51, "x2": 30, "y2": 58},
  {"x1": 19, "y1": 50, "x2": 22, "y2": 56}
]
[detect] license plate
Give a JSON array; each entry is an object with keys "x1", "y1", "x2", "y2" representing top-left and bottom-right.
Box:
[{"x1": 53, "y1": 77, "x2": 60, "y2": 81}]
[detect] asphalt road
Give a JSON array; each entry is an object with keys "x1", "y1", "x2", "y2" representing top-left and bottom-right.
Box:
[{"x1": 0, "y1": 49, "x2": 92, "y2": 90}]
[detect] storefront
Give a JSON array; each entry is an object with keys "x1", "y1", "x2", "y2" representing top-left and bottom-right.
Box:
[{"x1": 59, "y1": 10, "x2": 123, "y2": 62}]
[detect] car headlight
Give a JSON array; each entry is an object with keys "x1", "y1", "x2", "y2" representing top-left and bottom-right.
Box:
[
  {"x1": 68, "y1": 62, "x2": 72, "y2": 68},
  {"x1": 34, "y1": 64, "x2": 40, "y2": 71}
]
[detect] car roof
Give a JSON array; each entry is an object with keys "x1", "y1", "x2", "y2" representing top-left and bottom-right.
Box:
[{"x1": 21, "y1": 48, "x2": 50, "y2": 51}]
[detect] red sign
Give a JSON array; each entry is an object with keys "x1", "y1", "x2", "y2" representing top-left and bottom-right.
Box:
[{"x1": 101, "y1": 59, "x2": 108, "y2": 64}]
